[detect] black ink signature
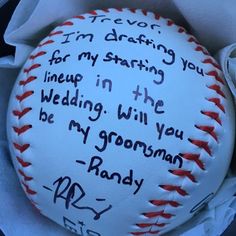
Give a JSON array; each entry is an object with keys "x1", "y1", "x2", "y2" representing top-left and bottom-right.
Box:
[{"x1": 43, "y1": 176, "x2": 112, "y2": 220}]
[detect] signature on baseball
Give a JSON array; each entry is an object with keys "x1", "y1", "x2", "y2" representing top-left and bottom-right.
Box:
[
  {"x1": 43, "y1": 176, "x2": 112, "y2": 220},
  {"x1": 76, "y1": 156, "x2": 144, "y2": 195}
]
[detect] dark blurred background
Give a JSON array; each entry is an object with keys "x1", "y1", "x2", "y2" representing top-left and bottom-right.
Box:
[{"x1": 0, "y1": 0, "x2": 19, "y2": 57}]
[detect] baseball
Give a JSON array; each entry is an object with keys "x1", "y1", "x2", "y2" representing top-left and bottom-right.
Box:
[{"x1": 7, "y1": 8, "x2": 235, "y2": 235}]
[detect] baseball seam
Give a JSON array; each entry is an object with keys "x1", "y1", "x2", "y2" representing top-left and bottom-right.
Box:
[
  {"x1": 11, "y1": 31, "x2": 63, "y2": 209},
  {"x1": 10, "y1": 8, "x2": 227, "y2": 235}
]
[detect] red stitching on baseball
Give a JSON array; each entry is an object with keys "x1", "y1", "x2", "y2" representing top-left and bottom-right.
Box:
[
  {"x1": 16, "y1": 157, "x2": 31, "y2": 167},
  {"x1": 159, "y1": 185, "x2": 188, "y2": 196},
  {"x1": 136, "y1": 222, "x2": 167, "y2": 228},
  {"x1": 201, "y1": 111, "x2": 222, "y2": 125},
  {"x1": 150, "y1": 199, "x2": 181, "y2": 207},
  {"x1": 178, "y1": 27, "x2": 187, "y2": 33},
  {"x1": 180, "y1": 153, "x2": 205, "y2": 170},
  {"x1": 203, "y1": 58, "x2": 221, "y2": 70},
  {"x1": 22, "y1": 181, "x2": 37, "y2": 195},
  {"x1": 18, "y1": 169, "x2": 33, "y2": 181},
  {"x1": 89, "y1": 10, "x2": 98, "y2": 15},
  {"x1": 48, "y1": 30, "x2": 64, "y2": 36},
  {"x1": 167, "y1": 20, "x2": 174, "y2": 26},
  {"x1": 195, "y1": 46, "x2": 209, "y2": 55},
  {"x1": 155, "y1": 13, "x2": 161, "y2": 20},
  {"x1": 188, "y1": 139, "x2": 212, "y2": 156},
  {"x1": 13, "y1": 143, "x2": 30, "y2": 153},
  {"x1": 188, "y1": 36, "x2": 199, "y2": 44},
  {"x1": 207, "y1": 84, "x2": 226, "y2": 98},
  {"x1": 115, "y1": 8, "x2": 123, "y2": 12},
  {"x1": 13, "y1": 125, "x2": 32, "y2": 136},
  {"x1": 129, "y1": 8, "x2": 136, "y2": 13},
  {"x1": 207, "y1": 98, "x2": 225, "y2": 113},
  {"x1": 142, "y1": 9, "x2": 148, "y2": 16},
  {"x1": 10, "y1": 12, "x2": 68, "y2": 213},
  {"x1": 38, "y1": 39, "x2": 54, "y2": 47},
  {"x1": 19, "y1": 76, "x2": 37, "y2": 86},
  {"x1": 143, "y1": 210, "x2": 174, "y2": 219},
  {"x1": 131, "y1": 230, "x2": 160, "y2": 235},
  {"x1": 195, "y1": 125, "x2": 218, "y2": 142},
  {"x1": 169, "y1": 169, "x2": 197, "y2": 183},
  {"x1": 13, "y1": 107, "x2": 32, "y2": 119},
  {"x1": 29, "y1": 51, "x2": 47, "y2": 60},
  {"x1": 24, "y1": 64, "x2": 41, "y2": 74},
  {"x1": 61, "y1": 21, "x2": 74, "y2": 26},
  {"x1": 206, "y1": 71, "x2": 225, "y2": 85},
  {"x1": 16, "y1": 91, "x2": 34, "y2": 102},
  {"x1": 74, "y1": 15, "x2": 86, "y2": 20}
]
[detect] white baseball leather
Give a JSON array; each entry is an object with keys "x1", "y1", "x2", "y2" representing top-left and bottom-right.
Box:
[{"x1": 7, "y1": 8, "x2": 235, "y2": 236}]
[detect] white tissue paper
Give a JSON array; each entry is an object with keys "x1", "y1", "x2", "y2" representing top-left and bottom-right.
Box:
[
  {"x1": 0, "y1": 0, "x2": 7, "y2": 8},
  {"x1": 0, "y1": 0, "x2": 235, "y2": 236}
]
